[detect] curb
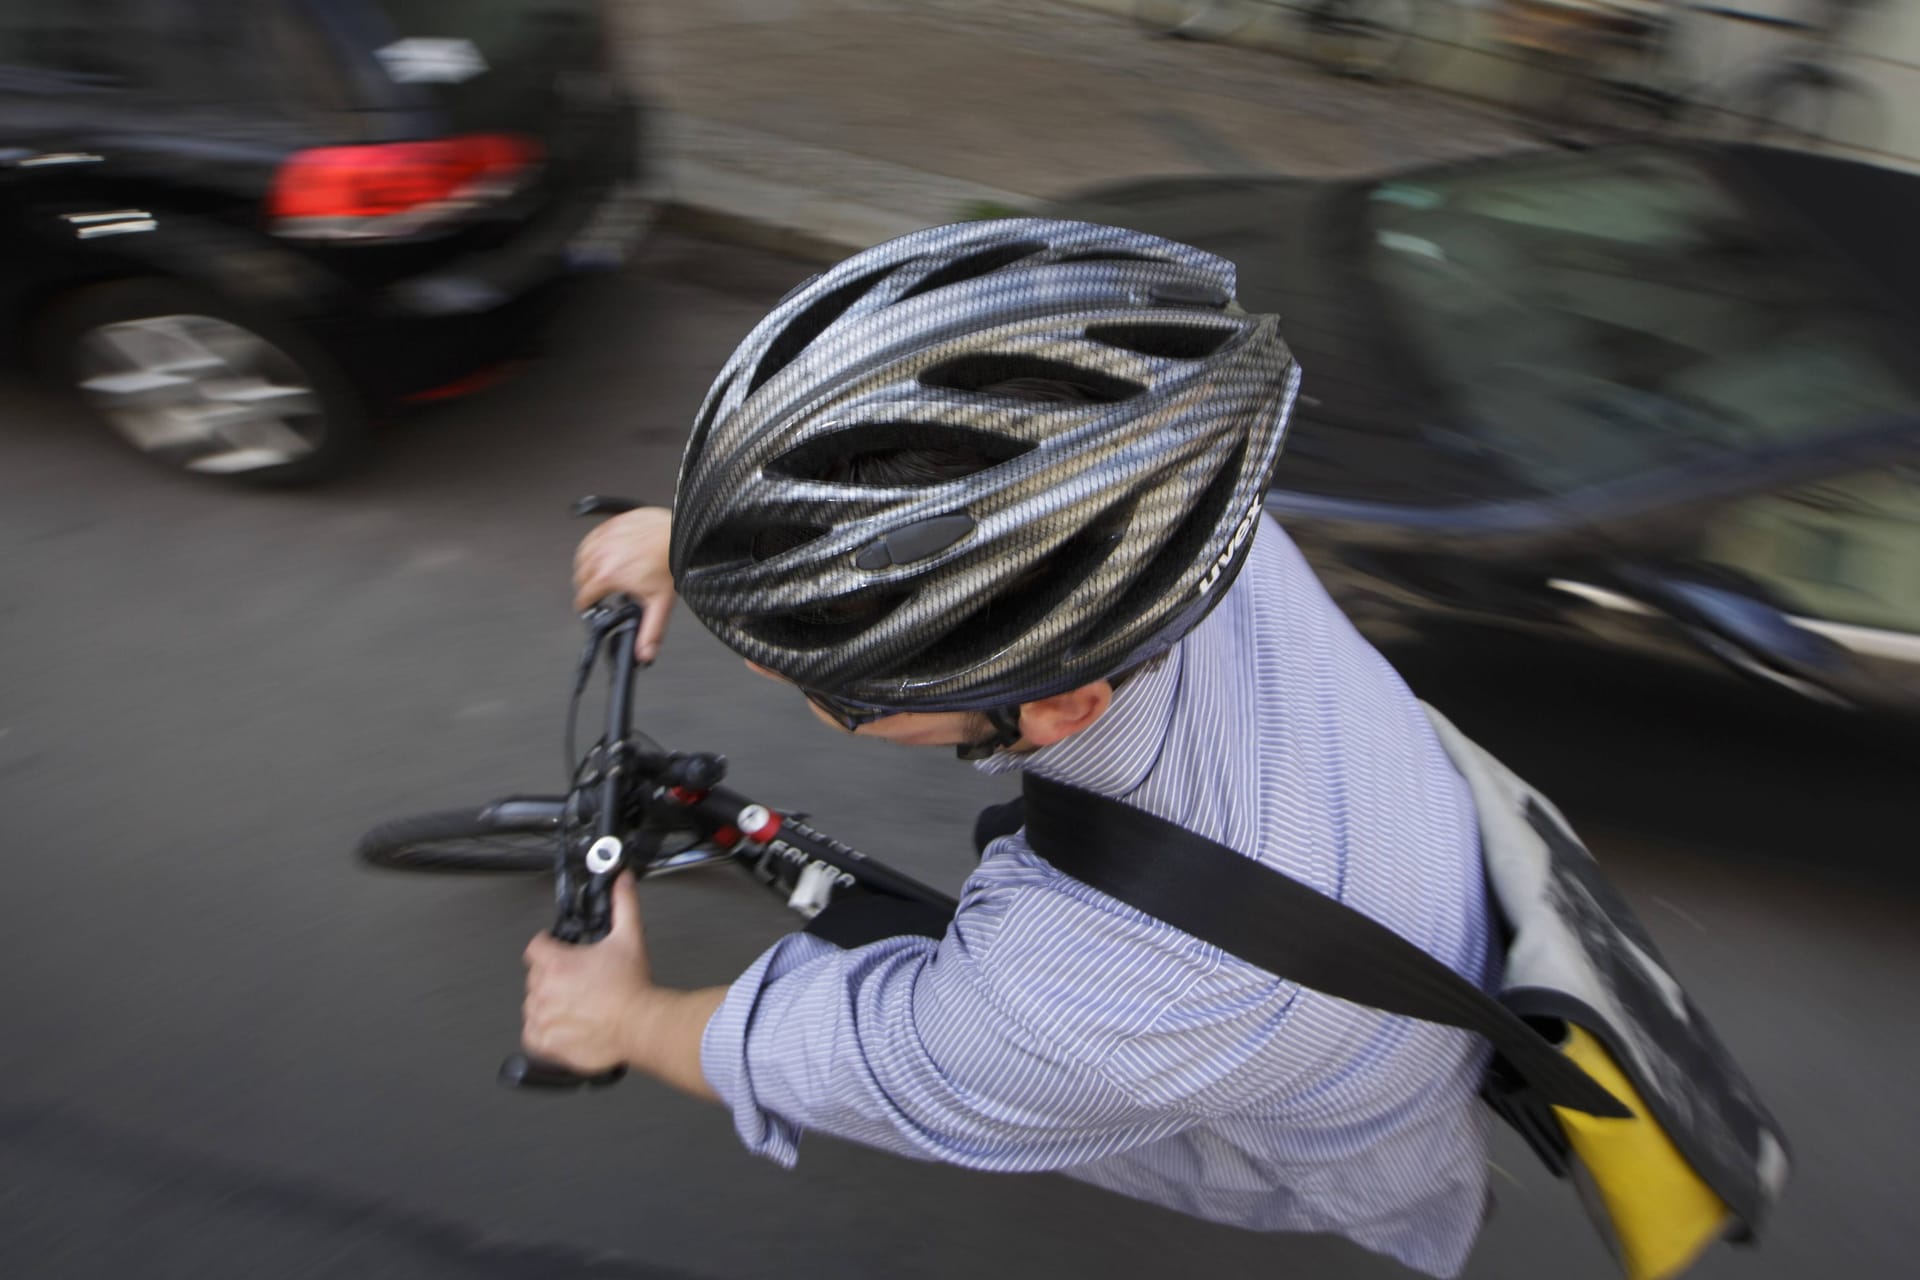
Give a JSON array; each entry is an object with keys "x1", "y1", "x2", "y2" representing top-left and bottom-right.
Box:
[
  {"x1": 654, "y1": 113, "x2": 1035, "y2": 263},
  {"x1": 657, "y1": 163, "x2": 933, "y2": 265}
]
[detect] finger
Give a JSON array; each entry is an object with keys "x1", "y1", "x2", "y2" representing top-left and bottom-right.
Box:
[
  {"x1": 578, "y1": 521, "x2": 612, "y2": 557},
  {"x1": 608, "y1": 871, "x2": 642, "y2": 940},
  {"x1": 525, "y1": 934, "x2": 557, "y2": 966},
  {"x1": 635, "y1": 600, "x2": 672, "y2": 664},
  {"x1": 572, "y1": 531, "x2": 602, "y2": 580},
  {"x1": 573, "y1": 528, "x2": 612, "y2": 595},
  {"x1": 573, "y1": 559, "x2": 606, "y2": 611}
]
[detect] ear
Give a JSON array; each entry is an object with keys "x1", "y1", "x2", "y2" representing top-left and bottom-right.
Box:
[{"x1": 1017, "y1": 681, "x2": 1114, "y2": 748}]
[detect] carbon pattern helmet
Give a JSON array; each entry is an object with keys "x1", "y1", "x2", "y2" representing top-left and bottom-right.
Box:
[{"x1": 669, "y1": 217, "x2": 1300, "y2": 713}]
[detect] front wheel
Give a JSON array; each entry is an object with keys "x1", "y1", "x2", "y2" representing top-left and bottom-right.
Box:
[{"x1": 358, "y1": 800, "x2": 566, "y2": 872}]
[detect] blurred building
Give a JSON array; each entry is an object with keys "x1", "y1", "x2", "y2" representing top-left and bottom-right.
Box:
[{"x1": 1074, "y1": 0, "x2": 1920, "y2": 170}]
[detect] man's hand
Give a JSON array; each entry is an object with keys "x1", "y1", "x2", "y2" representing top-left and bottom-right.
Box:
[
  {"x1": 521, "y1": 873, "x2": 728, "y2": 1100},
  {"x1": 522, "y1": 873, "x2": 655, "y2": 1074},
  {"x1": 573, "y1": 506, "x2": 675, "y2": 663}
]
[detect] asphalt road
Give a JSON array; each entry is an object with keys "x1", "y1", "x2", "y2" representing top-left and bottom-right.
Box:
[{"x1": 2, "y1": 234, "x2": 1915, "y2": 1280}]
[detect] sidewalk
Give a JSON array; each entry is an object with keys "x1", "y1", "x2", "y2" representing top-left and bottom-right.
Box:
[{"x1": 625, "y1": 0, "x2": 1532, "y2": 261}]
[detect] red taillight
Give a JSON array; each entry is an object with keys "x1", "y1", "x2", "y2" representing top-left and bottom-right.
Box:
[{"x1": 270, "y1": 133, "x2": 542, "y2": 237}]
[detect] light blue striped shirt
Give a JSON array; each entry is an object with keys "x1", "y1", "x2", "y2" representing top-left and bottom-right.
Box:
[{"x1": 701, "y1": 516, "x2": 1495, "y2": 1277}]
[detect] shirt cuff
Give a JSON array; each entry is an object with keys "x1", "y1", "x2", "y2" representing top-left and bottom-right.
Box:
[{"x1": 699, "y1": 930, "x2": 841, "y2": 1168}]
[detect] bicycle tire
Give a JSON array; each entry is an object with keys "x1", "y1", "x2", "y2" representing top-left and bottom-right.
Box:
[
  {"x1": 358, "y1": 802, "x2": 564, "y2": 873},
  {"x1": 1134, "y1": 0, "x2": 1251, "y2": 41},
  {"x1": 1301, "y1": 0, "x2": 1419, "y2": 82}
]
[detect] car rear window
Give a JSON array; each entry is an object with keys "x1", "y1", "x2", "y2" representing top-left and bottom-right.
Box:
[
  {"x1": 158, "y1": 3, "x2": 357, "y2": 116},
  {"x1": 364, "y1": 0, "x2": 622, "y2": 155},
  {"x1": 0, "y1": 0, "x2": 355, "y2": 121},
  {"x1": 0, "y1": 0, "x2": 148, "y2": 87}
]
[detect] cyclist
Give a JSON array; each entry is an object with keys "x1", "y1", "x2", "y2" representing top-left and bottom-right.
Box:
[{"x1": 521, "y1": 220, "x2": 1495, "y2": 1277}]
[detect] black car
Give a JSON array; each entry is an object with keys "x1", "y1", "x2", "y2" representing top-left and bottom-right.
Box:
[
  {"x1": 1058, "y1": 144, "x2": 1920, "y2": 714},
  {"x1": 0, "y1": 0, "x2": 647, "y2": 483}
]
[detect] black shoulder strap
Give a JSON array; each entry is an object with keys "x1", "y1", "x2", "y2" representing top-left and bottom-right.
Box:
[{"x1": 1021, "y1": 772, "x2": 1627, "y2": 1118}]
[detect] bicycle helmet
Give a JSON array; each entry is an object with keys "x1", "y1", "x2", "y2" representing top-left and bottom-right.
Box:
[{"x1": 670, "y1": 217, "x2": 1300, "y2": 714}]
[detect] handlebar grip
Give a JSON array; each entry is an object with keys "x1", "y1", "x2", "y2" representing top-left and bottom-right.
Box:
[{"x1": 499, "y1": 1051, "x2": 627, "y2": 1090}]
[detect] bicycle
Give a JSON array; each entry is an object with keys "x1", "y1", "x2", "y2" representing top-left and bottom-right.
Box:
[
  {"x1": 356, "y1": 495, "x2": 957, "y2": 1090},
  {"x1": 1134, "y1": 0, "x2": 1457, "y2": 83},
  {"x1": 1494, "y1": 0, "x2": 1885, "y2": 150}
]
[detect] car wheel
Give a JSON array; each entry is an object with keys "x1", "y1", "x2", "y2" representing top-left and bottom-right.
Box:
[{"x1": 41, "y1": 280, "x2": 369, "y2": 486}]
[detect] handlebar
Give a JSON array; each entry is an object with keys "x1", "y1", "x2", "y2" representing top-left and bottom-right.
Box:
[
  {"x1": 500, "y1": 1052, "x2": 626, "y2": 1090},
  {"x1": 499, "y1": 497, "x2": 957, "y2": 1094},
  {"x1": 501, "y1": 505, "x2": 648, "y2": 1091}
]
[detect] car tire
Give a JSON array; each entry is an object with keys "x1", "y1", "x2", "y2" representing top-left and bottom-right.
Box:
[{"x1": 39, "y1": 279, "x2": 370, "y2": 486}]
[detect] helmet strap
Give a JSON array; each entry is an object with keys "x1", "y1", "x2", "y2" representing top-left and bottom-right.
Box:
[{"x1": 954, "y1": 706, "x2": 1025, "y2": 761}]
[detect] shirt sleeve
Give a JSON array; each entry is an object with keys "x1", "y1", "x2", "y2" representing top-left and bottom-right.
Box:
[{"x1": 698, "y1": 914, "x2": 1192, "y2": 1172}]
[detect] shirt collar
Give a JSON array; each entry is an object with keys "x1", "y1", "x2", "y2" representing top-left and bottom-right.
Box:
[{"x1": 972, "y1": 642, "x2": 1184, "y2": 796}]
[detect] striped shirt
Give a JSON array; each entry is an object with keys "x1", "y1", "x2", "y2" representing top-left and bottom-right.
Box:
[{"x1": 701, "y1": 515, "x2": 1496, "y2": 1277}]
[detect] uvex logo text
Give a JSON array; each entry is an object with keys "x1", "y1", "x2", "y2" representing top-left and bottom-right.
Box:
[{"x1": 1197, "y1": 490, "x2": 1263, "y2": 595}]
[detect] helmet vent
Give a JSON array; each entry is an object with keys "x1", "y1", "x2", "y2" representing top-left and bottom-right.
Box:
[
  {"x1": 1085, "y1": 322, "x2": 1236, "y2": 360},
  {"x1": 1052, "y1": 250, "x2": 1168, "y2": 265},
  {"x1": 735, "y1": 590, "x2": 912, "y2": 651},
  {"x1": 686, "y1": 518, "x2": 831, "y2": 569},
  {"x1": 766, "y1": 422, "x2": 1032, "y2": 487},
  {"x1": 750, "y1": 265, "x2": 895, "y2": 394},
  {"x1": 898, "y1": 242, "x2": 1046, "y2": 300},
  {"x1": 919, "y1": 354, "x2": 1142, "y2": 403}
]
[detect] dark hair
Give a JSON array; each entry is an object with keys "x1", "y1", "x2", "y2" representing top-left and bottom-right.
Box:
[
  {"x1": 756, "y1": 378, "x2": 1106, "y2": 663},
  {"x1": 754, "y1": 376, "x2": 1095, "y2": 555},
  {"x1": 822, "y1": 377, "x2": 1098, "y2": 488},
  {"x1": 828, "y1": 446, "x2": 987, "y2": 489}
]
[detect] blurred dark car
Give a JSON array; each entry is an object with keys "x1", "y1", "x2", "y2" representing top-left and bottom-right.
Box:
[
  {"x1": 0, "y1": 0, "x2": 648, "y2": 484},
  {"x1": 1058, "y1": 144, "x2": 1920, "y2": 714}
]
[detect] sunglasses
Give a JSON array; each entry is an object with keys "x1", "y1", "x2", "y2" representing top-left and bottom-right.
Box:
[{"x1": 802, "y1": 688, "x2": 896, "y2": 732}]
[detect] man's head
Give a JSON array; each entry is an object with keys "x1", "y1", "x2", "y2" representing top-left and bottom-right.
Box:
[{"x1": 668, "y1": 218, "x2": 1298, "y2": 751}]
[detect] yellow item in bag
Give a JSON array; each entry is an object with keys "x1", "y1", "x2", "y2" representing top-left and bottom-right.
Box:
[
  {"x1": 1422, "y1": 705, "x2": 1788, "y2": 1279},
  {"x1": 1554, "y1": 1025, "x2": 1733, "y2": 1280}
]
